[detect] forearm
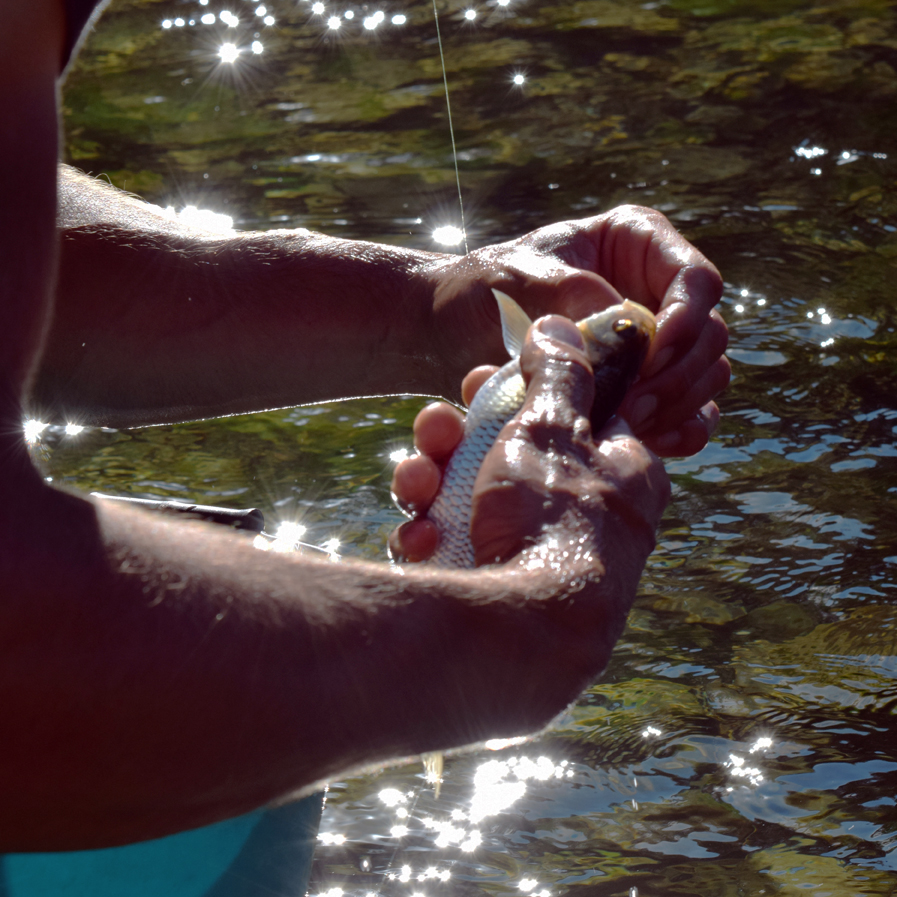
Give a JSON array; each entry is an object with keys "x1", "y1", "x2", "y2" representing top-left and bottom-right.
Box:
[
  {"x1": 0, "y1": 486, "x2": 615, "y2": 851},
  {"x1": 32, "y1": 166, "x2": 455, "y2": 426}
]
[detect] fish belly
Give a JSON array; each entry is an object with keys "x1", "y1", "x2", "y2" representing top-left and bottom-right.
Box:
[{"x1": 427, "y1": 360, "x2": 527, "y2": 569}]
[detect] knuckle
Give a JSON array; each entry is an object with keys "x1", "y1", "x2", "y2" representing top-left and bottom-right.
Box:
[
  {"x1": 706, "y1": 309, "x2": 729, "y2": 353},
  {"x1": 711, "y1": 356, "x2": 732, "y2": 393},
  {"x1": 683, "y1": 263, "x2": 724, "y2": 304}
]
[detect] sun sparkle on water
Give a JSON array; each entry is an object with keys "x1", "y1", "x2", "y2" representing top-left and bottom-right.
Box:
[
  {"x1": 218, "y1": 42, "x2": 240, "y2": 63},
  {"x1": 23, "y1": 420, "x2": 47, "y2": 445}
]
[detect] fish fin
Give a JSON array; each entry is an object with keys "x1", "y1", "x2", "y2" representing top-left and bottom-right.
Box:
[
  {"x1": 493, "y1": 288, "x2": 533, "y2": 360},
  {"x1": 422, "y1": 751, "x2": 444, "y2": 799}
]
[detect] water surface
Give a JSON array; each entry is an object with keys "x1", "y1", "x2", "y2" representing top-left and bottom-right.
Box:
[{"x1": 43, "y1": 0, "x2": 897, "y2": 893}]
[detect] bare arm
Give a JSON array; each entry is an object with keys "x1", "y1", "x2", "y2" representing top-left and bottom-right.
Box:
[
  {"x1": 1, "y1": 0, "x2": 684, "y2": 855},
  {"x1": 38, "y1": 169, "x2": 727, "y2": 454},
  {"x1": 3, "y1": 320, "x2": 667, "y2": 851},
  {"x1": 37, "y1": 166, "x2": 447, "y2": 425}
]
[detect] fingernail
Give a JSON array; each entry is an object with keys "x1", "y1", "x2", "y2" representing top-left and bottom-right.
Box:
[
  {"x1": 644, "y1": 345, "x2": 674, "y2": 379},
  {"x1": 652, "y1": 430, "x2": 682, "y2": 453},
  {"x1": 628, "y1": 394, "x2": 657, "y2": 428},
  {"x1": 538, "y1": 317, "x2": 584, "y2": 350}
]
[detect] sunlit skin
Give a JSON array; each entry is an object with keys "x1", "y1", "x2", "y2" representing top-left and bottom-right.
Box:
[
  {"x1": 0, "y1": 0, "x2": 724, "y2": 851},
  {"x1": 44, "y1": 168, "x2": 728, "y2": 457}
]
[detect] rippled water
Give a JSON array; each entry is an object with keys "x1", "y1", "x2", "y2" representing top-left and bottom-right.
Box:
[{"x1": 42, "y1": 0, "x2": 897, "y2": 893}]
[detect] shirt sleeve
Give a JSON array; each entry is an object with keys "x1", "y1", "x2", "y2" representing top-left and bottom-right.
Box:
[{"x1": 61, "y1": 0, "x2": 110, "y2": 75}]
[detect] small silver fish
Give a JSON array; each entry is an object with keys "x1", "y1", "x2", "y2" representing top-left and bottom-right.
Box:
[{"x1": 427, "y1": 289, "x2": 656, "y2": 569}]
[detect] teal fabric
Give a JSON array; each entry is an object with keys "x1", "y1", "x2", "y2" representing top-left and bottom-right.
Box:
[{"x1": 0, "y1": 794, "x2": 323, "y2": 897}]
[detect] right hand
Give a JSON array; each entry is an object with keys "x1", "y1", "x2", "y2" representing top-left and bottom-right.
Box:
[{"x1": 391, "y1": 315, "x2": 669, "y2": 602}]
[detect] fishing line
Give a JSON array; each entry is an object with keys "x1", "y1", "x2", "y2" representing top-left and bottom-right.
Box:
[
  {"x1": 432, "y1": 0, "x2": 469, "y2": 255},
  {"x1": 340, "y1": 13, "x2": 473, "y2": 896}
]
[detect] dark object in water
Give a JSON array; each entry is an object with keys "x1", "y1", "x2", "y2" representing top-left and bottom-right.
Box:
[{"x1": 91, "y1": 492, "x2": 266, "y2": 533}]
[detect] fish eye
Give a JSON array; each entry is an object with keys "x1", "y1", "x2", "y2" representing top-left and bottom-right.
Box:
[{"x1": 613, "y1": 318, "x2": 636, "y2": 334}]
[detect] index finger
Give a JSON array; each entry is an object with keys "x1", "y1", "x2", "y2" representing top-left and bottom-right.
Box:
[{"x1": 596, "y1": 206, "x2": 723, "y2": 377}]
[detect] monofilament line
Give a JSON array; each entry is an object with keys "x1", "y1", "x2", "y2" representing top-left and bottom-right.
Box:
[{"x1": 432, "y1": 0, "x2": 469, "y2": 255}]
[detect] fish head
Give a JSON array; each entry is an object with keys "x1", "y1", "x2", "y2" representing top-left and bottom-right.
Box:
[
  {"x1": 576, "y1": 300, "x2": 656, "y2": 431},
  {"x1": 576, "y1": 299, "x2": 656, "y2": 367}
]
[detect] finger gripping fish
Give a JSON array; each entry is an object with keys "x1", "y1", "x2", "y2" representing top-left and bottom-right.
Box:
[{"x1": 427, "y1": 289, "x2": 656, "y2": 569}]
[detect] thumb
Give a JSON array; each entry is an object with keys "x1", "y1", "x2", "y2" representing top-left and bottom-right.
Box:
[{"x1": 518, "y1": 315, "x2": 596, "y2": 433}]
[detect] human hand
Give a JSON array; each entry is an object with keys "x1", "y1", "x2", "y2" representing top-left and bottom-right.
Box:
[
  {"x1": 391, "y1": 316, "x2": 670, "y2": 597},
  {"x1": 426, "y1": 206, "x2": 729, "y2": 457}
]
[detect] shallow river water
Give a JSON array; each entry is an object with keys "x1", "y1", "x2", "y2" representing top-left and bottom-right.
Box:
[{"x1": 41, "y1": 0, "x2": 897, "y2": 893}]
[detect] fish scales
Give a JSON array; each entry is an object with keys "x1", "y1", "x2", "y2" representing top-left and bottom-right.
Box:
[{"x1": 428, "y1": 361, "x2": 528, "y2": 568}]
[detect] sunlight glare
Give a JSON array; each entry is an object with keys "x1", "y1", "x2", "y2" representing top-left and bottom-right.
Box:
[
  {"x1": 795, "y1": 145, "x2": 826, "y2": 159},
  {"x1": 321, "y1": 537, "x2": 341, "y2": 558},
  {"x1": 177, "y1": 205, "x2": 235, "y2": 233},
  {"x1": 23, "y1": 419, "x2": 48, "y2": 445},
  {"x1": 432, "y1": 225, "x2": 464, "y2": 245},
  {"x1": 727, "y1": 753, "x2": 764, "y2": 786},
  {"x1": 484, "y1": 735, "x2": 528, "y2": 750},
  {"x1": 378, "y1": 788, "x2": 407, "y2": 806},
  {"x1": 218, "y1": 42, "x2": 240, "y2": 63},
  {"x1": 317, "y1": 832, "x2": 346, "y2": 845},
  {"x1": 327, "y1": 15, "x2": 342, "y2": 29},
  {"x1": 391, "y1": 13, "x2": 406, "y2": 24},
  {"x1": 251, "y1": 40, "x2": 263, "y2": 54},
  {"x1": 460, "y1": 830, "x2": 482, "y2": 851},
  {"x1": 273, "y1": 521, "x2": 307, "y2": 551},
  {"x1": 65, "y1": 423, "x2": 85, "y2": 436}
]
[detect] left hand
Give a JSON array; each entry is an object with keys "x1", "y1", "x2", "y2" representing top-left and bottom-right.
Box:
[{"x1": 423, "y1": 205, "x2": 729, "y2": 457}]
